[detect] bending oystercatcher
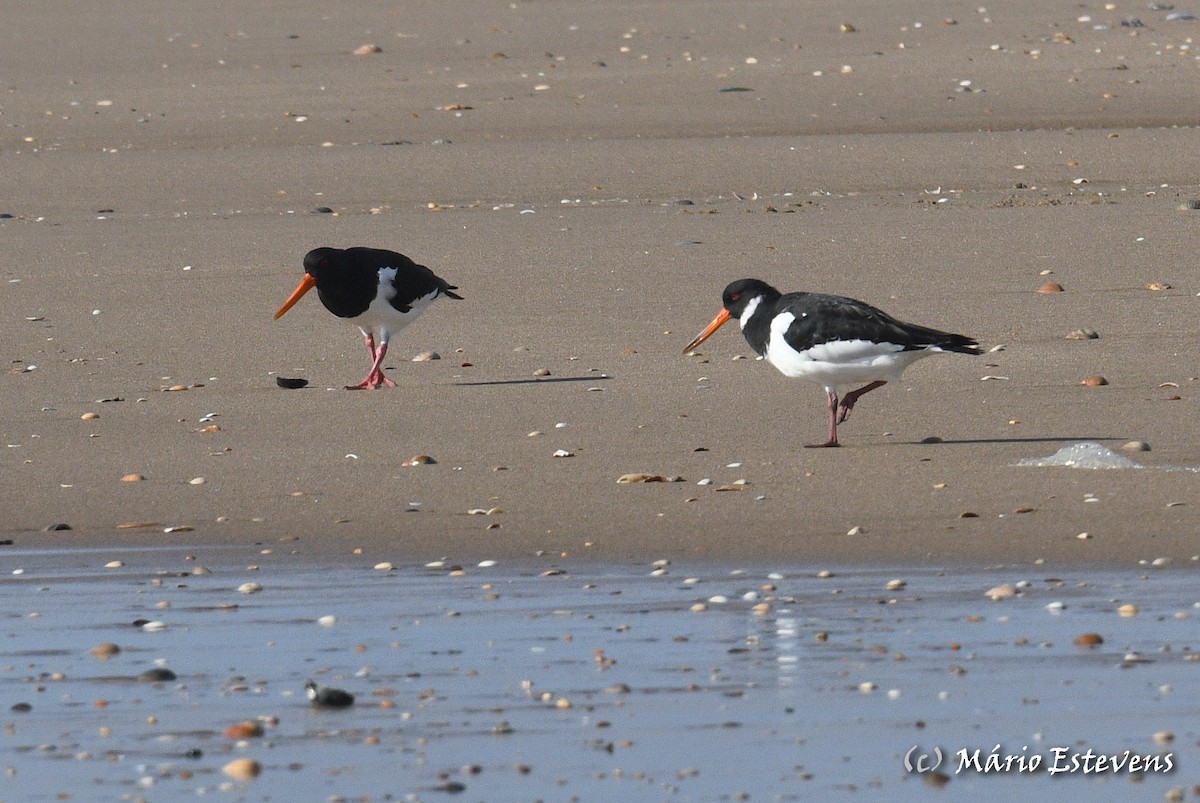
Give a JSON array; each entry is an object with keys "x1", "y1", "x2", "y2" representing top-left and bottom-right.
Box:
[
  {"x1": 274, "y1": 247, "x2": 462, "y2": 390},
  {"x1": 683, "y1": 278, "x2": 980, "y2": 447}
]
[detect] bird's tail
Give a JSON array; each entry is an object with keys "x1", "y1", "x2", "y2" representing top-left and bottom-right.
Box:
[
  {"x1": 937, "y1": 333, "x2": 982, "y2": 355},
  {"x1": 442, "y1": 285, "x2": 464, "y2": 300}
]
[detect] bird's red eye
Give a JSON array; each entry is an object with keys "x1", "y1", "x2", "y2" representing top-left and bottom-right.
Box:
[{"x1": 730, "y1": 292, "x2": 740, "y2": 302}]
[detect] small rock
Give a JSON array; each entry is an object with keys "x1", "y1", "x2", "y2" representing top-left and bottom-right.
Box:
[
  {"x1": 1066, "y1": 328, "x2": 1099, "y2": 340},
  {"x1": 81, "y1": 412, "x2": 99, "y2": 420},
  {"x1": 275, "y1": 377, "x2": 308, "y2": 389},
  {"x1": 533, "y1": 368, "x2": 551, "y2": 377},
  {"x1": 90, "y1": 643, "x2": 121, "y2": 660},
  {"x1": 402, "y1": 455, "x2": 436, "y2": 466},
  {"x1": 225, "y1": 720, "x2": 265, "y2": 739},
  {"x1": 138, "y1": 667, "x2": 177, "y2": 682},
  {"x1": 238, "y1": 582, "x2": 263, "y2": 594},
  {"x1": 412, "y1": 351, "x2": 440, "y2": 362},
  {"x1": 985, "y1": 584, "x2": 1018, "y2": 601},
  {"x1": 1145, "y1": 282, "x2": 1171, "y2": 291},
  {"x1": 306, "y1": 681, "x2": 354, "y2": 708},
  {"x1": 43, "y1": 523, "x2": 72, "y2": 532},
  {"x1": 1074, "y1": 633, "x2": 1104, "y2": 647},
  {"x1": 552, "y1": 449, "x2": 574, "y2": 458},
  {"x1": 1037, "y1": 282, "x2": 1065, "y2": 293},
  {"x1": 1118, "y1": 603, "x2": 1139, "y2": 617},
  {"x1": 1119, "y1": 441, "x2": 1150, "y2": 452},
  {"x1": 352, "y1": 43, "x2": 382, "y2": 55},
  {"x1": 222, "y1": 758, "x2": 262, "y2": 780},
  {"x1": 1081, "y1": 375, "x2": 1108, "y2": 387},
  {"x1": 121, "y1": 473, "x2": 145, "y2": 482}
]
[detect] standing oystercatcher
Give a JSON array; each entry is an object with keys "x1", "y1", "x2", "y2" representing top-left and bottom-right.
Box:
[
  {"x1": 683, "y1": 278, "x2": 980, "y2": 447},
  {"x1": 274, "y1": 247, "x2": 462, "y2": 389}
]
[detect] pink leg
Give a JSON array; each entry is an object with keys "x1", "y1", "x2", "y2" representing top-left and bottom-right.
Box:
[
  {"x1": 345, "y1": 336, "x2": 397, "y2": 390},
  {"x1": 806, "y1": 387, "x2": 841, "y2": 448},
  {"x1": 837, "y1": 380, "x2": 887, "y2": 424}
]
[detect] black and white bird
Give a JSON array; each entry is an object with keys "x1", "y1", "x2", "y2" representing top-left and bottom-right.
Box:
[
  {"x1": 274, "y1": 247, "x2": 462, "y2": 389},
  {"x1": 683, "y1": 278, "x2": 980, "y2": 447}
]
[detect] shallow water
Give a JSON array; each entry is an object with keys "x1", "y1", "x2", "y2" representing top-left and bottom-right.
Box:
[{"x1": 1, "y1": 546, "x2": 1197, "y2": 802}]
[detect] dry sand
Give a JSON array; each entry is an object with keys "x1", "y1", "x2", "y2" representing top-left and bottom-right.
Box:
[{"x1": 4, "y1": 1, "x2": 1200, "y2": 565}]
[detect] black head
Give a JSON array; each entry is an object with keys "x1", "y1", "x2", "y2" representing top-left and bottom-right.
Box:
[
  {"x1": 302, "y1": 247, "x2": 340, "y2": 278},
  {"x1": 721, "y1": 279, "x2": 780, "y2": 318}
]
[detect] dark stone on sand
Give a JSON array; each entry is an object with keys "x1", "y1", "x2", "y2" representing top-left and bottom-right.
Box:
[
  {"x1": 44, "y1": 523, "x2": 72, "y2": 531},
  {"x1": 139, "y1": 668, "x2": 178, "y2": 682},
  {"x1": 306, "y1": 681, "x2": 354, "y2": 708},
  {"x1": 313, "y1": 207, "x2": 334, "y2": 214},
  {"x1": 11, "y1": 702, "x2": 32, "y2": 712},
  {"x1": 275, "y1": 376, "x2": 309, "y2": 389}
]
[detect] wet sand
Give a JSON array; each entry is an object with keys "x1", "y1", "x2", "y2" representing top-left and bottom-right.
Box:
[
  {"x1": 4, "y1": 1, "x2": 1200, "y2": 565},
  {"x1": 2, "y1": 548, "x2": 1195, "y2": 801}
]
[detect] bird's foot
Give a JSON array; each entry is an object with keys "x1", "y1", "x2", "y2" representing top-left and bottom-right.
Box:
[
  {"x1": 344, "y1": 373, "x2": 395, "y2": 390},
  {"x1": 804, "y1": 439, "x2": 841, "y2": 449}
]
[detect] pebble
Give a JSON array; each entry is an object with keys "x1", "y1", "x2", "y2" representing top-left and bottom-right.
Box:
[
  {"x1": 275, "y1": 376, "x2": 308, "y2": 389},
  {"x1": 1066, "y1": 328, "x2": 1098, "y2": 340},
  {"x1": 81, "y1": 412, "x2": 99, "y2": 420},
  {"x1": 238, "y1": 582, "x2": 263, "y2": 595},
  {"x1": 222, "y1": 758, "x2": 262, "y2": 780},
  {"x1": 885, "y1": 579, "x2": 906, "y2": 591},
  {"x1": 552, "y1": 449, "x2": 574, "y2": 458},
  {"x1": 1153, "y1": 730, "x2": 1174, "y2": 745},
  {"x1": 138, "y1": 667, "x2": 177, "y2": 682},
  {"x1": 374, "y1": 562, "x2": 395, "y2": 571},
  {"x1": 985, "y1": 584, "x2": 1018, "y2": 601},
  {"x1": 1073, "y1": 633, "x2": 1104, "y2": 647},
  {"x1": 1119, "y1": 441, "x2": 1150, "y2": 452},
  {"x1": 121, "y1": 473, "x2": 145, "y2": 482},
  {"x1": 1081, "y1": 375, "x2": 1108, "y2": 387},
  {"x1": 412, "y1": 351, "x2": 440, "y2": 361},
  {"x1": 846, "y1": 525, "x2": 866, "y2": 536},
  {"x1": 317, "y1": 615, "x2": 337, "y2": 627},
  {"x1": 43, "y1": 523, "x2": 71, "y2": 532},
  {"x1": 1118, "y1": 603, "x2": 1139, "y2": 617},
  {"x1": 1037, "y1": 282, "x2": 1065, "y2": 293},
  {"x1": 533, "y1": 368, "x2": 551, "y2": 377},
  {"x1": 352, "y1": 43, "x2": 382, "y2": 55},
  {"x1": 188, "y1": 477, "x2": 205, "y2": 485},
  {"x1": 306, "y1": 681, "x2": 355, "y2": 708},
  {"x1": 224, "y1": 720, "x2": 264, "y2": 739},
  {"x1": 104, "y1": 561, "x2": 124, "y2": 569},
  {"x1": 402, "y1": 455, "x2": 436, "y2": 466},
  {"x1": 90, "y1": 643, "x2": 120, "y2": 660}
]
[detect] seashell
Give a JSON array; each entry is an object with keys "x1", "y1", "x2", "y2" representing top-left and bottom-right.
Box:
[
  {"x1": 617, "y1": 473, "x2": 668, "y2": 483},
  {"x1": 985, "y1": 584, "x2": 1017, "y2": 600},
  {"x1": 1037, "y1": 282, "x2": 1065, "y2": 293}
]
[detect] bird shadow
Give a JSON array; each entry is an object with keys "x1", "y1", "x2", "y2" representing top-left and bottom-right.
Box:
[
  {"x1": 452, "y1": 375, "x2": 611, "y2": 388},
  {"x1": 901, "y1": 436, "x2": 1128, "y2": 446}
]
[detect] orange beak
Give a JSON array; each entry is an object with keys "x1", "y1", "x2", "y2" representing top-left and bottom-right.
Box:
[
  {"x1": 683, "y1": 308, "x2": 732, "y2": 353},
  {"x1": 274, "y1": 274, "x2": 317, "y2": 320}
]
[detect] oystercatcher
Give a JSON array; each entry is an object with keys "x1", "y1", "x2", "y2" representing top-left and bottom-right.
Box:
[
  {"x1": 274, "y1": 247, "x2": 462, "y2": 389},
  {"x1": 683, "y1": 278, "x2": 980, "y2": 447}
]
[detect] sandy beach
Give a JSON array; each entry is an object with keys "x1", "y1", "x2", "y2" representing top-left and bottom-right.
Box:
[{"x1": 5, "y1": 0, "x2": 1200, "y2": 566}]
